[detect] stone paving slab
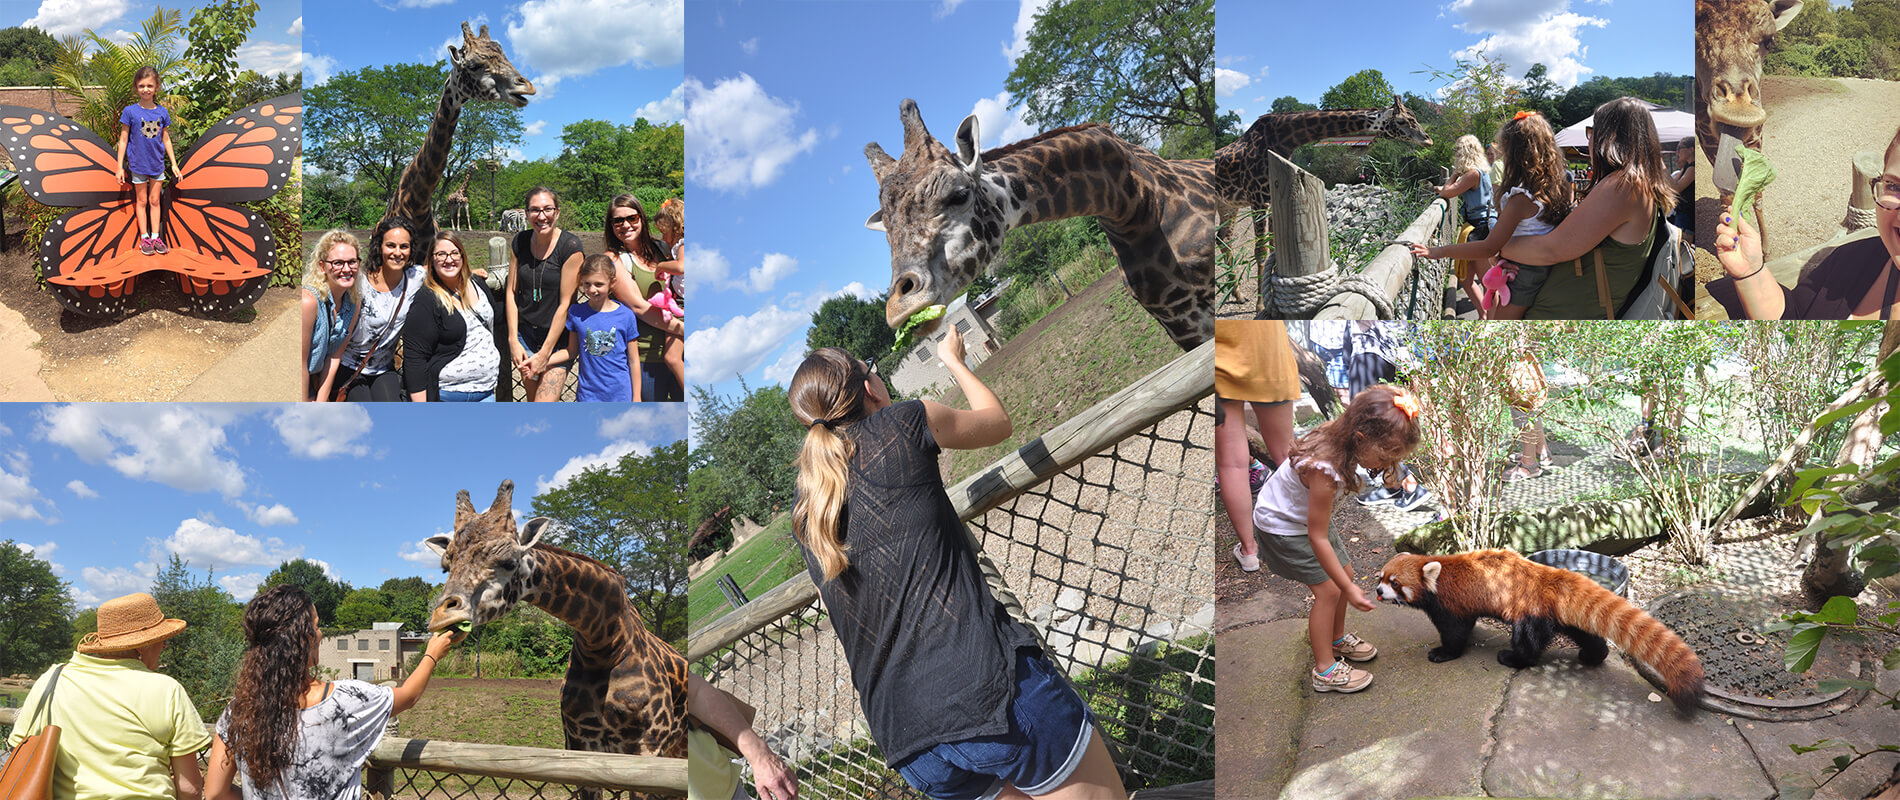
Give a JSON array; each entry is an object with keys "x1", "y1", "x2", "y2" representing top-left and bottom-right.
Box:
[
  {"x1": 1215, "y1": 618, "x2": 1306, "y2": 800},
  {"x1": 1734, "y1": 660, "x2": 1900, "y2": 800}
]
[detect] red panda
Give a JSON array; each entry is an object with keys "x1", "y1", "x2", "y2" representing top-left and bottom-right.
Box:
[{"x1": 1375, "y1": 549, "x2": 1705, "y2": 710}]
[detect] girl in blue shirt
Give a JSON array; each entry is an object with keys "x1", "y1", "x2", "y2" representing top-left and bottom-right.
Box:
[{"x1": 115, "y1": 66, "x2": 183, "y2": 256}]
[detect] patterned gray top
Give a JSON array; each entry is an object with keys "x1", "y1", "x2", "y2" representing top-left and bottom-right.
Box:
[{"x1": 215, "y1": 680, "x2": 395, "y2": 800}]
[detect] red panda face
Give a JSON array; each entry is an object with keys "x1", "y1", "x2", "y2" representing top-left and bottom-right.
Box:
[{"x1": 1376, "y1": 554, "x2": 1440, "y2": 606}]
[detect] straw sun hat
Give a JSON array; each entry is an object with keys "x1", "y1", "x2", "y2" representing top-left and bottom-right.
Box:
[{"x1": 76, "y1": 592, "x2": 188, "y2": 654}]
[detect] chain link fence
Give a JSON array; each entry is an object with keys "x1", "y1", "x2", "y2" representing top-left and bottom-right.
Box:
[{"x1": 692, "y1": 345, "x2": 1218, "y2": 798}]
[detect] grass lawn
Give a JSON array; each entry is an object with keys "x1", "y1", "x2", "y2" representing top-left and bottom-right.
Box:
[
  {"x1": 395, "y1": 679, "x2": 565, "y2": 750},
  {"x1": 688, "y1": 514, "x2": 804, "y2": 630}
]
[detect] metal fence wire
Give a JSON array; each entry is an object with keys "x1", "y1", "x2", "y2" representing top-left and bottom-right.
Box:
[{"x1": 695, "y1": 378, "x2": 1217, "y2": 798}]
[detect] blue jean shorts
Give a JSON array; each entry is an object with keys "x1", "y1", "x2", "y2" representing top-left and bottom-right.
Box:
[
  {"x1": 129, "y1": 172, "x2": 163, "y2": 184},
  {"x1": 516, "y1": 329, "x2": 574, "y2": 371},
  {"x1": 894, "y1": 650, "x2": 1095, "y2": 800}
]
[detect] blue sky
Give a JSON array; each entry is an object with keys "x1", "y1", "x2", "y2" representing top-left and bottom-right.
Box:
[
  {"x1": 1215, "y1": 0, "x2": 1691, "y2": 120},
  {"x1": 301, "y1": 0, "x2": 683, "y2": 163},
  {"x1": 0, "y1": 403, "x2": 686, "y2": 608},
  {"x1": 8, "y1": 0, "x2": 302, "y2": 80},
  {"x1": 683, "y1": 0, "x2": 1051, "y2": 400}
]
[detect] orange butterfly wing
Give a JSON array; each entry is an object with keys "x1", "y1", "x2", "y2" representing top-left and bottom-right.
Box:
[
  {"x1": 162, "y1": 93, "x2": 300, "y2": 284},
  {"x1": 0, "y1": 106, "x2": 126, "y2": 207}
]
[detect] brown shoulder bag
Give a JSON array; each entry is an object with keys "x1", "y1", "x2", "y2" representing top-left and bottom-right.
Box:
[{"x1": 0, "y1": 664, "x2": 64, "y2": 800}]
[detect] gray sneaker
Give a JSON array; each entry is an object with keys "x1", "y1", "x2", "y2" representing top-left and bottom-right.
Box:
[
  {"x1": 139, "y1": 236, "x2": 155, "y2": 256},
  {"x1": 1312, "y1": 659, "x2": 1372, "y2": 693},
  {"x1": 152, "y1": 236, "x2": 168, "y2": 255}
]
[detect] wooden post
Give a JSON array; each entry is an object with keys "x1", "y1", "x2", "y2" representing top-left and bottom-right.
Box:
[
  {"x1": 1313, "y1": 198, "x2": 1449, "y2": 320},
  {"x1": 1847, "y1": 150, "x2": 1882, "y2": 231},
  {"x1": 1264, "y1": 150, "x2": 1330, "y2": 313},
  {"x1": 364, "y1": 765, "x2": 395, "y2": 799}
]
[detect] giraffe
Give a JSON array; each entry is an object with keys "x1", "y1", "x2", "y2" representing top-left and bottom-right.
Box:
[
  {"x1": 442, "y1": 172, "x2": 472, "y2": 232},
  {"x1": 384, "y1": 22, "x2": 534, "y2": 251},
  {"x1": 1697, "y1": 0, "x2": 1802, "y2": 249},
  {"x1": 866, "y1": 99, "x2": 1219, "y2": 350},
  {"x1": 1213, "y1": 95, "x2": 1433, "y2": 275},
  {"x1": 424, "y1": 481, "x2": 686, "y2": 795}
]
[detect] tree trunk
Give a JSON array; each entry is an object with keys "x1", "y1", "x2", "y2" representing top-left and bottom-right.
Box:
[{"x1": 1801, "y1": 322, "x2": 1900, "y2": 601}]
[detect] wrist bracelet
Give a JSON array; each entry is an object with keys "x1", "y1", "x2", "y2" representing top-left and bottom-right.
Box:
[
  {"x1": 421, "y1": 653, "x2": 438, "y2": 666},
  {"x1": 1733, "y1": 261, "x2": 1766, "y2": 281}
]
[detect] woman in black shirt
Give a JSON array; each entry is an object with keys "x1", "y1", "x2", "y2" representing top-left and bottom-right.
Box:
[{"x1": 505, "y1": 186, "x2": 583, "y2": 400}]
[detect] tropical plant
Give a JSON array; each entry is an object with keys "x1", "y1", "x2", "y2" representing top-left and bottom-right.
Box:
[{"x1": 49, "y1": 7, "x2": 198, "y2": 142}]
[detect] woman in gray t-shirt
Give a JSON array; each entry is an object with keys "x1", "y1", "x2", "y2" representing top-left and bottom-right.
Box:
[{"x1": 204, "y1": 586, "x2": 462, "y2": 800}]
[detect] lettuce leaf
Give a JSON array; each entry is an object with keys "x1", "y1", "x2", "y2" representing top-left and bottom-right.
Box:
[
  {"x1": 890, "y1": 304, "x2": 947, "y2": 355},
  {"x1": 1731, "y1": 144, "x2": 1777, "y2": 223}
]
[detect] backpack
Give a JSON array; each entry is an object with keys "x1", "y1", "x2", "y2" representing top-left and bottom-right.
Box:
[{"x1": 1592, "y1": 212, "x2": 1691, "y2": 320}]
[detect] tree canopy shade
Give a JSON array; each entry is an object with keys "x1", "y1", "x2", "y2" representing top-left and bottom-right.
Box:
[
  {"x1": 260, "y1": 558, "x2": 349, "y2": 625},
  {"x1": 689, "y1": 382, "x2": 803, "y2": 537},
  {"x1": 530, "y1": 441, "x2": 691, "y2": 646},
  {"x1": 807, "y1": 293, "x2": 896, "y2": 363},
  {"x1": 305, "y1": 60, "x2": 525, "y2": 205},
  {"x1": 0, "y1": 542, "x2": 73, "y2": 676},
  {"x1": 1003, "y1": 0, "x2": 1218, "y2": 153}
]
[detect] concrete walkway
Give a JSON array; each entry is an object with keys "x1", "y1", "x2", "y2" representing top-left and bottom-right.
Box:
[
  {"x1": 1216, "y1": 597, "x2": 1900, "y2": 800},
  {"x1": 173, "y1": 291, "x2": 301, "y2": 402}
]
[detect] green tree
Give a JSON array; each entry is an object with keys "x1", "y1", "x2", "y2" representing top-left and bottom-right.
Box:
[
  {"x1": 1269, "y1": 96, "x2": 1316, "y2": 113},
  {"x1": 150, "y1": 555, "x2": 243, "y2": 719},
  {"x1": 1520, "y1": 63, "x2": 1564, "y2": 121},
  {"x1": 1004, "y1": 0, "x2": 1218, "y2": 151},
  {"x1": 1320, "y1": 68, "x2": 1396, "y2": 111},
  {"x1": 49, "y1": 7, "x2": 196, "y2": 141},
  {"x1": 530, "y1": 441, "x2": 691, "y2": 646},
  {"x1": 259, "y1": 559, "x2": 348, "y2": 625},
  {"x1": 806, "y1": 293, "x2": 896, "y2": 362},
  {"x1": 230, "y1": 68, "x2": 300, "y2": 108},
  {"x1": 332, "y1": 587, "x2": 394, "y2": 631},
  {"x1": 0, "y1": 26, "x2": 58, "y2": 66},
  {"x1": 177, "y1": 0, "x2": 258, "y2": 142},
  {"x1": 69, "y1": 607, "x2": 97, "y2": 648},
  {"x1": 0, "y1": 542, "x2": 73, "y2": 676},
  {"x1": 378, "y1": 577, "x2": 437, "y2": 633},
  {"x1": 557, "y1": 119, "x2": 632, "y2": 200},
  {"x1": 689, "y1": 381, "x2": 803, "y2": 526},
  {"x1": 305, "y1": 61, "x2": 524, "y2": 206}
]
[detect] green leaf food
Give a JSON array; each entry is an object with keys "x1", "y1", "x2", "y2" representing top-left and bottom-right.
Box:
[
  {"x1": 889, "y1": 304, "x2": 947, "y2": 355},
  {"x1": 454, "y1": 620, "x2": 473, "y2": 633},
  {"x1": 1730, "y1": 144, "x2": 1777, "y2": 223}
]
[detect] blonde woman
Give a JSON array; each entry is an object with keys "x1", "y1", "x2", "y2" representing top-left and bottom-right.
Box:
[
  {"x1": 785, "y1": 328, "x2": 1128, "y2": 800},
  {"x1": 402, "y1": 232, "x2": 500, "y2": 401},
  {"x1": 299, "y1": 230, "x2": 363, "y2": 401},
  {"x1": 1433, "y1": 134, "x2": 1495, "y2": 310}
]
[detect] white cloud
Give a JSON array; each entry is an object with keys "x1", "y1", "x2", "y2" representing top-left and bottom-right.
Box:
[
  {"x1": 836, "y1": 281, "x2": 876, "y2": 301},
  {"x1": 739, "y1": 37, "x2": 759, "y2": 56},
  {"x1": 65, "y1": 480, "x2": 97, "y2": 499},
  {"x1": 81, "y1": 565, "x2": 150, "y2": 600},
  {"x1": 748, "y1": 253, "x2": 798, "y2": 294},
  {"x1": 599, "y1": 407, "x2": 667, "y2": 439},
  {"x1": 938, "y1": 0, "x2": 968, "y2": 16},
  {"x1": 508, "y1": 0, "x2": 683, "y2": 92},
  {"x1": 687, "y1": 304, "x2": 813, "y2": 385},
  {"x1": 398, "y1": 540, "x2": 442, "y2": 567},
  {"x1": 525, "y1": 120, "x2": 547, "y2": 136},
  {"x1": 0, "y1": 457, "x2": 46, "y2": 522},
  {"x1": 1215, "y1": 67, "x2": 1252, "y2": 99},
  {"x1": 156, "y1": 518, "x2": 307, "y2": 581},
  {"x1": 1004, "y1": 0, "x2": 1055, "y2": 63},
  {"x1": 40, "y1": 406, "x2": 247, "y2": 497},
  {"x1": 760, "y1": 345, "x2": 807, "y2": 386},
  {"x1": 273, "y1": 405, "x2": 373, "y2": 459},
  {"x1": 695, "y1": 247, "x2": 733, "y2": 289},
  {"x1": 303, "y1": 52, "x2": 338, "y2": 85},
  {"x1": 246, "y1": 503, "x2": 298, "y2": 527},
  {"x1": 685, "y1": 73, "x2": 822, "y2": 192},
  {"x1": 634, "y1": 82, "x2": 686, "y2": 124},
  {"x1": 286, "y1": 17, "x2": 302, "y2": 36},
  {"x1": 237, "y1": 40, "x2": 301, "y2": 77},
  {"x1": 516, "y1": 420, "x2": 551, "y2": 436},
  {"x1": 23, "y1": 0, "x2": 128, "y2": 38},
  {"x1": 970, "y1": 92, "x2": 1037, "y2": 150},
  {"x1": 1447, "y1": 0, "x2": 1609, "y2": 89},
  {"x1": 218, "y1": 573, "x2": 267, "y2": 602},
  {"x1": 14, "y1": 541, "x2": 62, "y2": 574},
  {"x1": 537, "y1": 440, "x2": 650, "y2": 493}
]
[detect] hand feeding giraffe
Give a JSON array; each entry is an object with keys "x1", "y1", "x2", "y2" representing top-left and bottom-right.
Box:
[
  {"x1": 1697, "y1": 0, "x2": 1803, "y2": 252},
  {"x1": 424, "y1": 481, "x2": 686, "y2": 798},
  {"x1": 866, "y1": 99, "x2": 1219, "y2": 350}
]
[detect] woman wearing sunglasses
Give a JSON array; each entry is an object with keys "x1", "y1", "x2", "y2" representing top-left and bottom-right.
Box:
[
  {"x1": 1715, "y1": 125, "x2": 1900, "y2": 319},
  {"x1": 604, "y1": 193, "x2": 687, "y2": 401}
]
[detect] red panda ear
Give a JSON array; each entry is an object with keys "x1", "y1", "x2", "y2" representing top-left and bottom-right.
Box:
[{"x1": 1421, "y1": 561, "x2": 1441, "y2": 594}]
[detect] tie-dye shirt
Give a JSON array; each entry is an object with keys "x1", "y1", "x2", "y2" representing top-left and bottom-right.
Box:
[{"x1": 215, "y1": 680, "x2": 395, "y2": 799}]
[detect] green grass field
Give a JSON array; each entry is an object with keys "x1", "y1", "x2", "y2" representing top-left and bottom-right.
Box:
[
  {"x1": 688, "y1": 514, "x2": 804, "y2": 630},
  {"x1": 395, "y1": 679, "x2": 565, "y2": 750}
]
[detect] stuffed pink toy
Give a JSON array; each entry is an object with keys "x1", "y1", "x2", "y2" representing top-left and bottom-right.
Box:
[
  {"x1": 648, "y1": 288, "x2": 684, "y2": 322},
  {"x1": 1480, "y1": 258, "x2": 1518, "y2": 315}
]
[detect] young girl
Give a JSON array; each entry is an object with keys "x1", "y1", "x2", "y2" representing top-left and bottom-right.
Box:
[
  {"x1": 1252, "y1": 384, "x2": 1422, "y2": 693},
  {"x1": 1410, "y1": 112, "x2": 1574, "y2": 319},
  {"x1": 564, "y1": 253, "x2": 641, "y2": 402},
  {"x1": 1430, "y1": 134, "x2": 1495, "y2": 311},
  {"x1": 787, "y1": 329, "x2": 1128, "y2": 800},
  {"x1": 205, "y1": 586, "x2": 462, "y2": 800},
  {"x1": 115, "y1": 66, "x2": 183, "y2": 256},
  {"x1": 299, "y1": 231, "x2": 362, "y2": 402}
]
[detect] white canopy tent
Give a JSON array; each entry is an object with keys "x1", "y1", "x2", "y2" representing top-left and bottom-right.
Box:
[{"x1": 1552, "y1": 100, "x2": 1695, "y2": 149}]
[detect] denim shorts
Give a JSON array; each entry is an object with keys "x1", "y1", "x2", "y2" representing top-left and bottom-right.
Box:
[
  {"x1": 129, "y1": 172, "x2": 163, "y2": 184},
  {"x1": 516, "y1": 329, "x2": 574, "y2": 370},
  {"x1": 894, "y1": 650, "x2": 1095, "y2": 800},
  {"x1": 438, "y1": 389, "x2": 495, "y2": 402}
]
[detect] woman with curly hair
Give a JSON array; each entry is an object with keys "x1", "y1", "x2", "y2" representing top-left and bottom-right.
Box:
[{"x1": 205, "y1": 585, "x2": 463, "y2": 799}]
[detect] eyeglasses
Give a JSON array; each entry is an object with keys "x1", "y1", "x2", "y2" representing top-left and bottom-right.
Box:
[
  {"x1": 1874, "y1": 178, "x2": 1900, "y2": 211},
  {"x1": 324, "y1": 259, "x2": 359, "y2": 268},
  {"x1": 610, "y1": 215, "x2": 639, "y2": 226},
  {"x1": 432, "y1": 251, "x2": 461, "y2": 260},
  {"x1": 528, "y1": 206, "x2": 559, "y2": 217}
]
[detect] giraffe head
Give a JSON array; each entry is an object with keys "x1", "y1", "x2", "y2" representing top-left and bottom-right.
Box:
[
  {"x1": 1368, "y1": 95, "x2": 1431, "y2": 147},
  {"x1": 864, "y1": 99, "x2": 1006, "y2": 335},
  {"x1": 423, "y1": 480, "x2": 549, "y2": 631},
  {"x1": 447, "y1": 21, "x2": 536, "y2": 109},
  {"x1": 1696, "y1": 0, "x2": 1801, "y2": 139}
]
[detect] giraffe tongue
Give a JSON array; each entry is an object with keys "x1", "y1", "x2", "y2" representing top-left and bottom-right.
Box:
[{"x1": 1712, "y1": 133, "x2": 1744, "y2": 196}]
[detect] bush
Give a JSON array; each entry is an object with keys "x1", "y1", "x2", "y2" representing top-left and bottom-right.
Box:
[
  {"x1": 1817, "y1": 36, "x2": 1872, "y2": 77},
  {"x1": 1766, "y1": 43, "x2": 1825, "y2": 77}
]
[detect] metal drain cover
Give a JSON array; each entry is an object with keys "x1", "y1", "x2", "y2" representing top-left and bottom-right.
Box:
[{"x1": 1650, "y1": 591, "x2": 1861, "y2": 709}]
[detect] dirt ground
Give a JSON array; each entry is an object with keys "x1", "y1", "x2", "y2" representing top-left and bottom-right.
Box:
[
  {"x1": 0, "y1": 246, "x2": 298, "y2": 402},
  {"x1": 1695, "y1": 76, "x2": 1900, "y2": 304}
]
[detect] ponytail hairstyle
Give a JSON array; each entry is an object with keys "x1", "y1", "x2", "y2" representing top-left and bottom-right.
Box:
[
  {"x1": 226, "y1": 585, "x2": 321, "y2": 792},
  {"x1": 1288, "y1": 384, "x2": 1423, "y2": 493},
  {"x1": 788, "y1": 348, "x2": 875, "y2": 581}
]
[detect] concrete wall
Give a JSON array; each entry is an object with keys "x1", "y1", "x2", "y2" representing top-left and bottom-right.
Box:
[{"x1": 316, "y1": 622, "x2": 427, "y2": 683}]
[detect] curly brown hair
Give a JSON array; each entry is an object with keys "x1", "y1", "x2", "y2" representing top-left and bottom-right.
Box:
[
  {"x1": 1495, "y1": 112, "x2": 1573, "y2": 228},
  {"x1": 226, "y1": 585, "x2": 320, "y2": 791},
  {"x1": 1288, "y1": 384, "x2": 1422, "y2": 493}
]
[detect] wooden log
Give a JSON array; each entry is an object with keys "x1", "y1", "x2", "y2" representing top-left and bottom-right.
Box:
[
  {"x1": 1130, "y1": 779, "x2": 1215, "y2": 799},
  {"x1": 689, "y1": 341, "x2": 1217, "y2": 660},
  {"x1": 1848, "y1": 150, "x2": 1883, "y2": 231},
  {"x1": 1314, "y1": 198, "x2": 1449, "y2": 320},
  {"x1": 364, "y1": 738, "x2": 687, "y2": 795},
  {"x1": 1265, "y1": 149, "x2": 1330, "y2": 311}
]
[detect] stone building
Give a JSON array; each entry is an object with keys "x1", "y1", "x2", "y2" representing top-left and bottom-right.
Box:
[
  {"x1": 317, "y1": 622, "x2": 431, "y2": 682},
  {"x1": 888, "y1": 295, "x2": 1005, "y2": 398}
]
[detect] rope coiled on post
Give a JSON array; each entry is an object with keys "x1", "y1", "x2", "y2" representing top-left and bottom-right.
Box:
[
  {"x1": 1263, "y1": 262, "x2": 1397, "y2": 319},
  {"x1": 1845, "y1": 204, "x2": 1879, "y2": 231}
]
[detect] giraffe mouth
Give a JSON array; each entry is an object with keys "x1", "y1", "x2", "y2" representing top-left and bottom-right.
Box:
[{"x1": 506, "y1": 91, "x2": 532, "y2": 108}]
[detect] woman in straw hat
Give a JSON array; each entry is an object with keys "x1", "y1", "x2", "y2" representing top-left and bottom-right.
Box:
[
  {"x1": 6, "y1": 592, "x2": 212, "y2": 800},
  {"x1": 204, "y1": 585, "x2": 462, "y2": 800}
]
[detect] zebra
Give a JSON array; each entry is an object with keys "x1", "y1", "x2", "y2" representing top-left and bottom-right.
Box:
[{"x1": 499, "y1": 208, "x2": 527, "y2": 232}]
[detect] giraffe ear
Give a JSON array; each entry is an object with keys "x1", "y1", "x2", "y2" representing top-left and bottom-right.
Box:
[
  {"x1": 454, "y1": 489, "x2": 477, "y2": 530},
  {"x1": 865, "y1": 209, "x2": 886, "y2": 232},
  {"x1": 1772, "y1": 0, "x2": 1803, "y2": 30},
  {"x1": 519, "y1": 516, "x2": 552, "y2": 549},
  {"x1": 489, "y1": 480, "x2": 514, "y2": 516},
  {"x1": 955, "y1": 114, "x2": 982, "y2": 177},
  {"x1": 865, "y1": 142, "x2": 895, "y2": 184},
  {"x1": 424, "y1": 534, "x2": 452, "y2": 557}
]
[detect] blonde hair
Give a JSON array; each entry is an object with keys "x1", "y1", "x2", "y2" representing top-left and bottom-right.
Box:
[
  {"x1": 1452, "y1": 135, "x2": 1486, "y2": 179},
  {"x1": 655, "y1": 197, "x2": 684, "y2": 243},
  {"x1": 788, "y1": 348, "x2": 874, "y2": 582},
  {"x1": 302, "y1": 230, "x2": 362, "y2": 305},
  {"x1": 424, "y1": 232, "x2": 476, "y2": 313}
]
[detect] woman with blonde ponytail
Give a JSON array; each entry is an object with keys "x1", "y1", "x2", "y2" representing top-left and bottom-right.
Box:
[{"x1": 786, "y1": 328, "x2": 1128, "y2": 800}]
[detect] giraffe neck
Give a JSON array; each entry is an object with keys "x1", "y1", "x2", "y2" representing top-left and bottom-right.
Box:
[
  {"x1": 395, "y1": 73, "x2": 472, "y2": 222},
  {"x1": 519, "y1": 547, "x2": 638, "y2": 662},
  {"x1": 1260, "y1": 109, "x2": 1381, "y2": 156},
  {"x1": 982, "y1": 126, "x2": 1154, "y2": 233}
]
